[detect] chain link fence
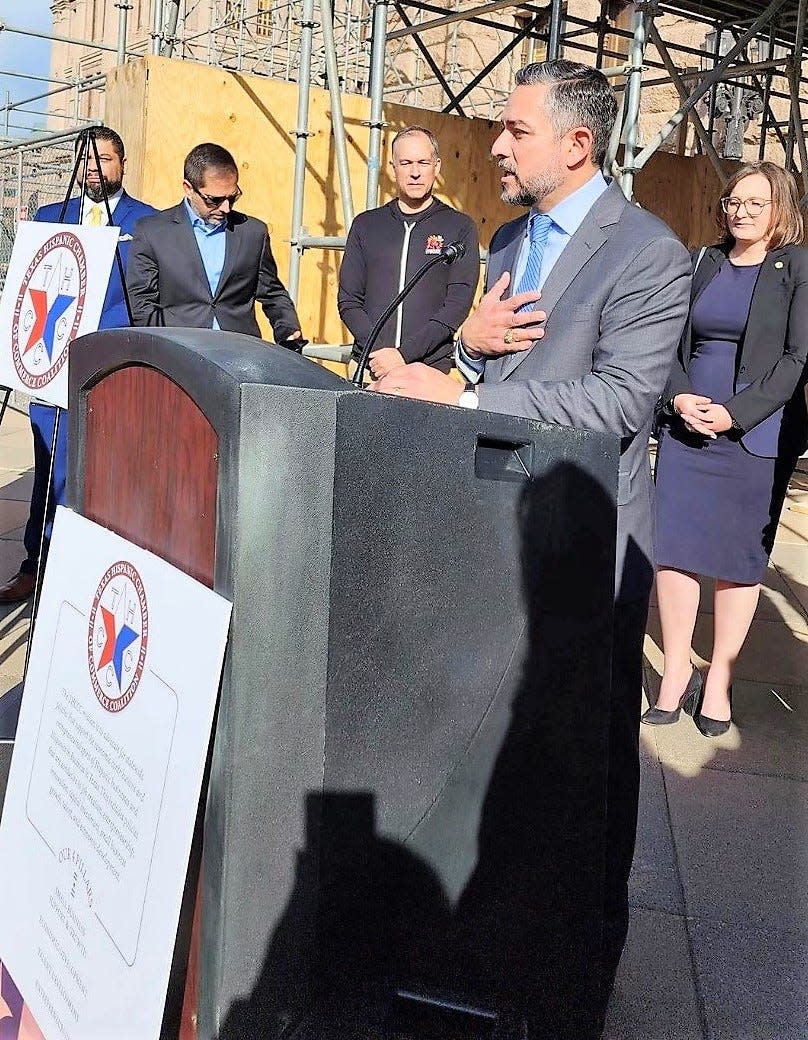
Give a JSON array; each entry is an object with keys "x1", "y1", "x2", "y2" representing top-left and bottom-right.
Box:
[{"x1": 0, "y1": 131, "x2": 84, "y2": 294}]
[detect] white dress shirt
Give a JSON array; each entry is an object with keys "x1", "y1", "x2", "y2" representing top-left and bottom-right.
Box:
[{"x1": 81, "y1": 188, "x2": 123, "y2": 227}]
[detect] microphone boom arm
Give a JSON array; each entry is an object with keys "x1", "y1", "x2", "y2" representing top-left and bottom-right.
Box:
[{"x1": 351, "y1": 243, "x2": 464, "y2": 386}]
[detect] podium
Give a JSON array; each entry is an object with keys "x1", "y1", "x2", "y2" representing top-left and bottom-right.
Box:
[{"x1": 67, "y1": 328, "x2": 619, "y2": 1040}]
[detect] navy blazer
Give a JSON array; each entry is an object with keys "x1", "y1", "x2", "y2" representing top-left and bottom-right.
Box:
[
  {"x1": 664, "y1": 243, "x2": 808, "y2": 458},
  {"x1": 34, "y1": 191, "x2": 157, "y2": 330}
]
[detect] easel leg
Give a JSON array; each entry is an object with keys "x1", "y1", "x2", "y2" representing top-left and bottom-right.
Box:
[
  {"x1": 0, "y1": 388, "x2": 12, "y2": 430},
  {"x1": 22, "y1": 405, "x2": 61, "y2": 677}
]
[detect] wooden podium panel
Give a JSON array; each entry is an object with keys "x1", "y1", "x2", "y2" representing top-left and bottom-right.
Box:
[
  {"x1": 78, "y1": 362, "x2": 219, "y2": 1040},
  {"x1": 83, "y1": 365, "x2": 218, "y2": 588}
]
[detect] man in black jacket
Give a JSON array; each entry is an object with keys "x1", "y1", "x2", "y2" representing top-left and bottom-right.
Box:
[
  {"x1": 338, "y1": 126, "x2": 479, "y2": 377},
  {"x1": 126, "y1": 142, "x2": 304, "y2": 345}
]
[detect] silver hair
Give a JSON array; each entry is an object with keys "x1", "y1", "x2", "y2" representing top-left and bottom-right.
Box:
[
  {"x1": 515, "y1": 60, "x2": 618, "y2": 167},
  {"x1": 391, "y1": 125, "x2": 440, "y2": 161}
]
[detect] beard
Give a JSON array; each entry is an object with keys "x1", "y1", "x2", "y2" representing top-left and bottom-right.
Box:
[
  {"x1": 499, "y1": 161, "x2": 564, "y2": 208},
  {"x1": 83, "y1": 176, "x2": 123, "y2": 202}
]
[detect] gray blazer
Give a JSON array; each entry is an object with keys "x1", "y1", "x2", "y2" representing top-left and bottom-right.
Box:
[{"x1": 477, "y1": 182, "x2": 691, "y2": 603}]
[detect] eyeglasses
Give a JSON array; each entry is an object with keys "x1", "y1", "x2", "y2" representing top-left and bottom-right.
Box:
[
  {"x1": 720, "y1": 196, "x2": 772, "y2": 217},
  {"x1": 192, "y1": 184, "x2": 243, "y2": 208}
]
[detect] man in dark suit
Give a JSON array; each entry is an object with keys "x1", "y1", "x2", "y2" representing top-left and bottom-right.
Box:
[
  {"x1": 0, "y1": 127, "x2": 156, "y2": 604},
  {"x1": 372, "y1": 61, "x2": 692, "y2": 1032},
  {"x1": 126, "y1": 142, "x2": 303, "y2": 344}
]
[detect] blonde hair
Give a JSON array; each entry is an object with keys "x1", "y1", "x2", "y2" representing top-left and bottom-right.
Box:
[{"x1": 717, "y1": 161, "x2": 804, "y2": 249}]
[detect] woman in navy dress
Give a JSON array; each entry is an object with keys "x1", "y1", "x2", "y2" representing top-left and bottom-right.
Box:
[{"x1": 647, "y1": 162, "x2": 808, "y2": 736}]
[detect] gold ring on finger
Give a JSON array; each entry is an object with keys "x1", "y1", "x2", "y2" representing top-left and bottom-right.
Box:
[{"x1": 503, "y1": 328, "x2": 515, "y2": 345}]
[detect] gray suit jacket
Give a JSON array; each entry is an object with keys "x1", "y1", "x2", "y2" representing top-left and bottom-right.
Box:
[{"x1": 477, "y1": 182, "x2": 691, "y2": 603}]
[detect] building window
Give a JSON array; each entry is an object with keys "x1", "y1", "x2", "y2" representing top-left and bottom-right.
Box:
[
  {"x1": 256, "y1": 0, "x2": 273, "y2": 37},
  {"x1": 225, "y1": 1, "x2": 243, "y2": 25},
  {"x1": 515, "y1": 10, "x2": 548, "y2": 67}
]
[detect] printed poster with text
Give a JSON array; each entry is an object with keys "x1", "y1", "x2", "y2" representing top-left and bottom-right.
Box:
[
  {"x1": 0, "y1": 221, "x2": 119, "y2": 408},
  {"x1": 0, "y1": 507, "x2": 232, "y2": 1040}
]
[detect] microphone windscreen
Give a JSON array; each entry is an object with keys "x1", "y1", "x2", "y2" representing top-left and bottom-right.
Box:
[{"x1": 440, "y1": 241, "x2": 466, "y2": 263}]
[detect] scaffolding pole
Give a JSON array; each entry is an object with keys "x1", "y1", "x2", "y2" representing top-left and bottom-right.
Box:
[
  {"x1": 151, "y1": 0, "x2": 164, "y2": 55},
  {"x1": 787, "y1": 0, "x2": 808, "y2": 173},
  {"x1": 161, "y1": 0, "x2": 182, "y2": 58},
  {"x1": 288, "y1": 0, "x2": 317, "y2": 299},
  {"x1": 320, "y1": 0, "x2": 356, "y2": 228},
  {"x1": 547, "y1": 0, "x2": 563, "y2": 60},
  {"x1": 619, "y1": 3, "x2": 650, "y2": 198},
  {"x1": 115, "y1": 2, "x2": 130, "y2": 65},
  {"x1": 366, "y1": 0, "x2": 390, "y2": 209}
]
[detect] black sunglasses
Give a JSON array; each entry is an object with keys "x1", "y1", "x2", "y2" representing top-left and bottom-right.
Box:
[{"x1": 192, "y1": 184, "x2": 243, "y2": 208}]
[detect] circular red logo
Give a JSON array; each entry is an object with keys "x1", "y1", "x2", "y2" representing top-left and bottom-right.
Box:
[
  {"x1": 11, "y1": 230, "x2": 87, "y2": 391},
  {"x1": 87, "y1": 561, "x2": 149, "y2": 713}
]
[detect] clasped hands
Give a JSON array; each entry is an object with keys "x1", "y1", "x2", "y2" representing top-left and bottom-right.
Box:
[
  {"x1": 672, "y1": 394, "x2": 734, "y2": 437},
  {"x1": 369, "y1": 272, "x2": 545, "y2": 402}
]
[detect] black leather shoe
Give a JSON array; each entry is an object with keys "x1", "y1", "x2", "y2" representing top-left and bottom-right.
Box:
[
  {"x1": 695, "y1": 685, "x2": 733, "y2": 737},
  {"x1": 641, "y1": 666, "x2": 702, "y2": 726},
  {"x1": 0, "y1": 570, "x2": 35, "y2": 604}
]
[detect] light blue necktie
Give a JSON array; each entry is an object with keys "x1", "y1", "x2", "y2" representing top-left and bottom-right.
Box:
[{"x1": 515, "y1": 212, "x2": 552, "y2": 311}]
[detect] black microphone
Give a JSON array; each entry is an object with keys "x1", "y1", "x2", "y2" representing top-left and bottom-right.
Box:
[
  {"x1": 439, "y1": 241, "x2": 466, "y2": 263},
  {"x1": 351, "y1": 241, "x2": 467, "y2": 386}
]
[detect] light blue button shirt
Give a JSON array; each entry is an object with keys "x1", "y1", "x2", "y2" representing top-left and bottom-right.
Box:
[
  {"x1": 457, "y1": 171, "x2": 610, "y2": 382},
  {"x1": 184, "y1": 197, "x2": 226, "y2": 330}
]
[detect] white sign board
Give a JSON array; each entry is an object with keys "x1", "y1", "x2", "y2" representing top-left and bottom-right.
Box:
[
  {"x1": 0, "y1": 222, "x2": 119, "y2": 408},
  {"x1": 0, "y1": 507, "x2": 231, "y2": 1040}
]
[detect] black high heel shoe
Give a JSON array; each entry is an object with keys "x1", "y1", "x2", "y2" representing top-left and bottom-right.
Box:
[
  {"x1": 695, "y1": 685, "x2": 733, "y2": 737},
  {"x1": 641, "y1": 667, "x2": 703, "y2": 726}
]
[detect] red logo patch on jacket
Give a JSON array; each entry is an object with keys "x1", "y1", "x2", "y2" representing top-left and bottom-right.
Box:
[{"x1": 425, "y1": 234, "x2": 444, "y2": 255}]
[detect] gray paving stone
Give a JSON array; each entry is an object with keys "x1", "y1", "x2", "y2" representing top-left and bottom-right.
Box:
[
  {"x1": 0, "y1": 539, "x2": 27, "y2": 582},
  {"x1": 630, "y1": 732, "x2": 685, "y2": 915},
  {"x1": 0, "y1": 622, "x2": 30, "y2": 681},
  {"x1": 0, "y1": 469, "x2": 34, "y2": 502},
  {"x1": 650, "y1": 679, "x2": 808, "y2": 783},
  {"x1": 776, "y1": 499, "x2": 808, "y2": 545},
  {"x1": 603, "y1": 908, "x2": 703, "y2": 1040},
  {"x1": 646, "y1": 608, "x2": 808, "y2": 686},
  {"x1": 771, "y1": 540, "x2": 808, "y2": 579},
  {"x1": 689, "y1": 917, "x2": 808, "y2": 1040},
  {"x1": 663, "y1": 770, "x2": 808, "y2": 937},
  {"x1": 773, "y1": 545, "x2": 808, "y2": 619}
]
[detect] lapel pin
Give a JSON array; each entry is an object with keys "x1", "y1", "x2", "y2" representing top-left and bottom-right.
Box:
[{"x1": 774, "y1": 260, "x2": 784, "y2": 269}]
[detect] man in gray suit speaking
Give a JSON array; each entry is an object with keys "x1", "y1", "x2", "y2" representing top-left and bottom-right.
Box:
[{"x1": 371, "y1": 60, "x2": 691, "y2": 1026}]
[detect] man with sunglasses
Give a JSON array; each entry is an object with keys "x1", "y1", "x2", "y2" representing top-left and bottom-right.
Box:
[{"x1": 126, "y1": 142, "x2": 304, "y2": 345}]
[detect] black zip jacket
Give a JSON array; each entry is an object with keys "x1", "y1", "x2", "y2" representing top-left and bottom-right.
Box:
[{"x1": 338, "y1": 198, "x2": 480, "y2": 372}]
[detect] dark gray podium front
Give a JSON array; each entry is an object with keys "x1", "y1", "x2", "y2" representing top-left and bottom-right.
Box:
[{"x1": 68, "y1": 329, "x2": 619, "y2": 1040}]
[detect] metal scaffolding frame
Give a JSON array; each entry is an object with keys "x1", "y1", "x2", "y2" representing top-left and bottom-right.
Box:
[
  {"x1": 287, "y1": 0, "x2": 808, "y2": 294},
  {"x1": 2, "y1": 0, "x2": 808, "y2": 298}
]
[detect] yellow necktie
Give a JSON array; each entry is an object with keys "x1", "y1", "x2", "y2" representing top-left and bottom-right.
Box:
[{"x1": 88, "y1": 204, "x2": 103, "y2": 226}]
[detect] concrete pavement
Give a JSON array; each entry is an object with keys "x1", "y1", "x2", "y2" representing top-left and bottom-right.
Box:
[
  {"x1": 0, "y1": 402, "x2": 805, "y2": 1039},
  {"x1": 604, "y1": 459, "x2": 808, "y2": 1039}
]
